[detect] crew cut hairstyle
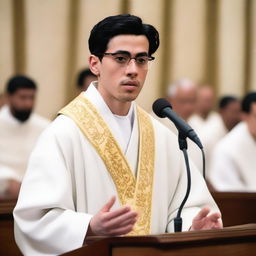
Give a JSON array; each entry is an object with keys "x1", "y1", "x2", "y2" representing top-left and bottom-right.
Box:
[
  {"x1": 88, "y1": 14, "x2": 159, "y2": 58},
  {"x1": 6, "y1": 75, "x2": 37, "y2": 95},
  {"x1": 241, "y1": 92, "x2": 256, "y2": 113},
  {"x1": 219, "y1": 96, "x2": 239, "y2": 109}
]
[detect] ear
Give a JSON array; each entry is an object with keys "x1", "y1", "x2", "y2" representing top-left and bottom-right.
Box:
[{"x1": 89, "y1": 55, "x2": 100, "y2": 76}]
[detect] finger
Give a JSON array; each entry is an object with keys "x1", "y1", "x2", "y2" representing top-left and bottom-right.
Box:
[
  {"x1": 207, "y1": 212, "x2": 222, "y2": 222},
  {"x1": 108, "y1": 224, "x2": 135, "y2": 236},
  {"x1": 193, "y1": 207, "x2": 211, "y2": 221},
  {"x1": 118, "y1": 214, "x2": 138, "y2": 226},
  {"x1": 106, "y1": 210, "x2": 138, "y2": 229},
  {"x1": 104, "y1": 205, "x2": 133, "y2": 220},
  {"x1": 214, "y1": 219, "x2": 223, "y2": 229},
  {"x1": 101, "y1": 196, "x2": 116, "y2": 212}
]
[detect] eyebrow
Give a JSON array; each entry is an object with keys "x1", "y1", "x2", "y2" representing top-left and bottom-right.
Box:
[{"x1": 112, "y1": 50, "x2": 149, "y2": 57}]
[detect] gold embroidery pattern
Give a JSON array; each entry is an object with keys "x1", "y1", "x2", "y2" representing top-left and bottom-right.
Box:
[
  {"x1": 130, "y1": 106, "x2": 155, "y2": 235},
  {"x1": 59, "y1": 94, "x2": 155, "y2": 235}
]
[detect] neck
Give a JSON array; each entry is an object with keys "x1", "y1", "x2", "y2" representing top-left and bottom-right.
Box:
[
  {"x1": 223, "y1": 119, "x2": 232, "y2": 131},
  {"x1": 198, "y1": 110, "x2": 209, "y2": 120},
  {"x1": 106, "y1": 100, "x2": 131, "y2": 116},
  {"x1": 96, "y1": 83, "x2": 132, "y2": 116}
]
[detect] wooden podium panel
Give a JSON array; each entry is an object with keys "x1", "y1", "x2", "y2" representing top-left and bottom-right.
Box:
[
  {"x1": 0, "y1": 199, "x2": 22, "y2": 256},
  {"x1": 63, "y1": 224, "x2": 256, "y2": 256},
  {"x1": 211, "y1": 192, "x2": 256, "y2": 226}
]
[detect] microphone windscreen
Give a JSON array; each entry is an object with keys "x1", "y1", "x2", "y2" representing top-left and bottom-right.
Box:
[{"x1": 152, "y1": 98, "x2": 172, "y2": 118}]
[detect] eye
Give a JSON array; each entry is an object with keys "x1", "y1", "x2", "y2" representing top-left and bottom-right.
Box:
[
  {"x1": 114, "y1": 54, "x2": 129, "y2": 63},
  {"x1": 136, "y1": 56, "x2": 148, "y2": 64}
]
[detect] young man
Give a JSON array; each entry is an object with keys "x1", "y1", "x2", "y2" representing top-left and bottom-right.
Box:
[
  {"x1": 14, "y1": 14, "x2": 222, "y2": 256},
  {"x1": 0, "y1": 75, "x2": 49, "y2": 199}
]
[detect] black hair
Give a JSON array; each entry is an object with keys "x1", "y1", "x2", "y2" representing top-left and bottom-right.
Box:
[
  {"x1": 88, "y1": 14, "x2": 159, "y2": 58},
  {"x1": 241, "y1": 92, "x2": 256, "y2": 113},
  {"x1": 77, "y1": 68, "x2": 96, "y2": 88},
  {"x1": 6, "y1": 75, "x2": 37, "y2": 95},
  {"x1": 219, "y1": 96, "x2": 239, "y2": 109}
]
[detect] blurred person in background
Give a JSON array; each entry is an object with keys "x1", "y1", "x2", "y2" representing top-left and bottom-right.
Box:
[
  {"x1": 151, "y1": 78, "x2": 197, "y2": 132},
  {"x1": 151, "y1": 79, "x2": 203, "y2": 171},
  {"x1": 0, "y1": 92, "x2": 6, "y2": 108},
  {"x1": 200, "y1": 95, "x2": 241, "y2": 178},
  {"x1": 209, "y1": 92, "x2": 256, "y2": 191},
  {"x1": 0, "y1": 75, "x2": 50, "y2": 199},
  {"x1": 76, "y1": 67, "x2": 97, "y2": 93},
  {"x1": 189, "y1": 86, "x2": 220, "y2": 134},
  {"x1": 168, "y1": 78, "x2": 197, "y2": 123}
]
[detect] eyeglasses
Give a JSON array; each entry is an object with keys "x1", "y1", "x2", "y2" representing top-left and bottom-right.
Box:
[{"x1": 101, "y1": 52, "x2": 155, "y2": 67}]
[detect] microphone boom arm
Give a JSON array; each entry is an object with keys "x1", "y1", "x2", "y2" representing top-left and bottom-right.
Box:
[{"x1": 174, "y1": 132, "x2": 192, "y2": 232}]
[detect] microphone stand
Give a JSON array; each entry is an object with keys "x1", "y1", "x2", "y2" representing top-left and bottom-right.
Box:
[{"x1": 174, "y1": 131, "x2": 192, "y2": 232}]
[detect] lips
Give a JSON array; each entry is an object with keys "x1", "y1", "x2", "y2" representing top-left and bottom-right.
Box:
[{"x1": 121, "y1": 80, "x2": 139, "y2": 87}]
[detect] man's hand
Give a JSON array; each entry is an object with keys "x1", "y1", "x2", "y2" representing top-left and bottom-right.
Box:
[
  {"x1": 190, "y1": 207, "x2": 223, "y2": 231},
  {"x1": 88, "y1": 196, "x2": 138, "y2": 236}
]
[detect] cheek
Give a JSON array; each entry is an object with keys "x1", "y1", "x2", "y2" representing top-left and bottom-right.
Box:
[{"x1": 141, "y1": 70, "x2": 148, "y2": 79}]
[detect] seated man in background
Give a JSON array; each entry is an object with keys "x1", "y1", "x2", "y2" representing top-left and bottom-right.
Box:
[
  {"x1": 76, "y1": 67, "x2": 97, "y2": 93},
  {"x1": 209, "y1": 92, "x2": 256, "y2": 191},
  {"x1": 201, "y1": 95, "x2": 241, "y2": 175},
  {"x1": 0, "y1": 75, "x2": 50, "y2": 199},
  {"x1": 155, "y1": 79, "x2": 204, "y2": 171},
  {"x1": 151, "y1": 78, "x2": 197, "y2": 132},
  {"x1": 151, "y1": 79, "x2": 206, "y2": 172},
  {"x1": 189, "y1": 85, "x2": 220, "y2": 134},
  {"x1": 0, "y1": 92, "x2": 6, "y2": 109},
  {"x1": 168, "y1": 78, "x2": 197, "y2": 123}
]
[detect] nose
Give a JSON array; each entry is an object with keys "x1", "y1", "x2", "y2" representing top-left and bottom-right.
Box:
[
  {"x1": 125, "y1": 59, "x2": 138, "y2": 77},
  {"x1": 21, "y1": 95, "x2": 35, "y2": 110}
]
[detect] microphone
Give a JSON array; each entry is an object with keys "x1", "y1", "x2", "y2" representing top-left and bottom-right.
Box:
[{"x1": 152, "y1": 98, "x2": 203, "y2": 149}]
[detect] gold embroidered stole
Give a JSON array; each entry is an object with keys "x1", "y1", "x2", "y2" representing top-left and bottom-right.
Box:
[{"x1": 59, "y1": 94, "x2": 155, "y2": 235}]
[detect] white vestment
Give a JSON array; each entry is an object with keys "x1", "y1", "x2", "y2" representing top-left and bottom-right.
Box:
[
  {"x1": 199, "y1": 115, "x2": 228, "y2": 177},
  {"x1": 0, "y1": 105, "x2": 50, "y2": 193},
  {"x1": 188, "y1": 112, "x2": 221, "y2": 135},
  {"x1": 14, "y1": 84, "x2": 219, "y2": 256},
  {"x1": 209, "y1": 122, "x2": 256, "y2": 191}
]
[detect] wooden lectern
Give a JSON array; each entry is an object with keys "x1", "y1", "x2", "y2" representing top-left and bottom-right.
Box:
[
  {"x1": 1, "y1": 194, "x2": 256, "y2": 256},
  {"x1": 62, "y1": 224, "x2": 256, "y2": 256},
  {"x1": 0, "y1": 198, "x2": 22, "y2": 256},
  {"x1": 211, "y1": 192, "x2": 256, "y2": 226}
]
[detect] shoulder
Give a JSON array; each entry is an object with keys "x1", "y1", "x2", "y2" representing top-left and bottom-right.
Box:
[
  {"x1": 30, "y1": 113, "x2": 51, "y2": 128},
  {"x1": 44, "y1": 114, "x2": 81, "y2": 137},
  {"x1": 214, "y1": 122, "x2": 245, "y2": 153},
  {"x1": 0, "y1": 105, "x2": 11, "y2": 121}
]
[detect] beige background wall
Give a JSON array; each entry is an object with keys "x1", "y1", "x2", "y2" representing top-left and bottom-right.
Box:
[
  {"x1": 0, "y1": 0, "x2": 14, "y2": 92},
  {"x1": 0, "y1": 0, "x2": 255, "y2": 119}
]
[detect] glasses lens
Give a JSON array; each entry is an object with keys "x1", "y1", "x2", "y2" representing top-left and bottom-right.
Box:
[
  {"x1": 113, "y1": 54, "x2": 130, "y2": 64},
  {"x1": 135, "y1": 56, "x2": 149, "y2": 65}
]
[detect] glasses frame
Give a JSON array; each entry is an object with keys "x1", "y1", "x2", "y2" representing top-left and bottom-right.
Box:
[{"x1": 100, "y1": 51, "x2": 155, "y2": 66}]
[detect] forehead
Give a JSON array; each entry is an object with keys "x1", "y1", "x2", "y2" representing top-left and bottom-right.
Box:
[
  {"x1": 12, "y1": 88, "x2": 36, "y2": 96},
  {"x1": 176, "y1": 87, "x2": 196, "y2": 98},
  {"x1": 106, "y1": 34, "x2": 149, "y2": 54},
  {"x1": 228, "y1": 100, "x2": 240, "y2": 107}
]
